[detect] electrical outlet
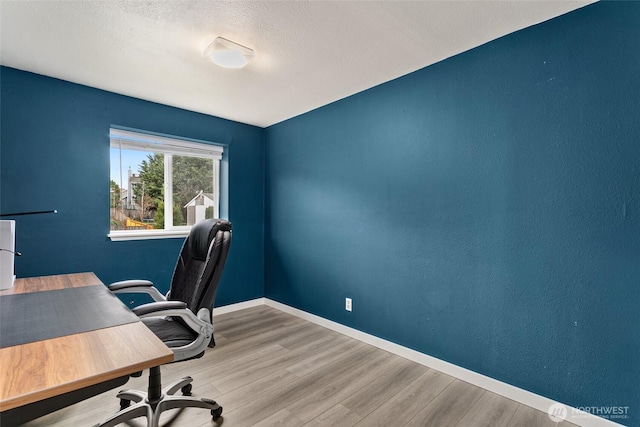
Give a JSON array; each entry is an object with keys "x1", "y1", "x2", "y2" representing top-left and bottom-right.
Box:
[{"x1": 345, "y1": 297, "x2": 352, "y2": 312}]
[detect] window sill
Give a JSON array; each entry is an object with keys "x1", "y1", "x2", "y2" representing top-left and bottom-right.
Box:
[{"x1": 108, "y1": 229, "x2": 189, "y2": 241}]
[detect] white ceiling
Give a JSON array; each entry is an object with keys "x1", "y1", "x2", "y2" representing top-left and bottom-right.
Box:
[{"x1": 0, "y1": 1, "x2": 594, "y2": 128}]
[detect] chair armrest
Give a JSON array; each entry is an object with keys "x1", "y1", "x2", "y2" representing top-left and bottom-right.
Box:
[
  {"x1": 133, "y1": 301, "x2": 187, "y2": 316},
  {"x1": 108, "y1": 280, "x2": 166, "y2": 302},
  {"x1": 133, "y1": 302, "x2": 213, "y2": 338},
  {"x1": 109, "y1": 279, "x2": 154, "y2": 290}
]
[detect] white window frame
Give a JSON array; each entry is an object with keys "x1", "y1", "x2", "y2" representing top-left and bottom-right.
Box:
[{"x1": 108, "y1": 128, "x2": 223, "y2": 241}]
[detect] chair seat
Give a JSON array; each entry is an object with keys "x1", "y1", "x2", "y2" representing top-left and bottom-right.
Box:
[{"x1": 142, "y1": 317, "x2": 198, "y2": 348}]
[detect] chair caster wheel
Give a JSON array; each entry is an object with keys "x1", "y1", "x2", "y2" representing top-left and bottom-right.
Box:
[
  {"x1": 181, "y1": 383, "x2": 192, "y2": 396},
  {"x1": 211, "y1": 406, "x2": 223, "y2": 420},
  {"x1": 202, "y1": 398, "x2": 222, "y2": 420},
  {"x1": 120, "y1": 399, "x2": 131, "y2": 410}
]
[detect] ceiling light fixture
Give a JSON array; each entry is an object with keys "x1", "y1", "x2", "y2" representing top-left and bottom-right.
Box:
[{"x1": 203, "y1": 37, "x2": 254, "y2": 69}]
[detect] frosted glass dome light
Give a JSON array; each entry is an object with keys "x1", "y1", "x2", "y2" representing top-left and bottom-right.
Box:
[{"x1": 203, "y1": 37, "x2": 254, "y2": 69}]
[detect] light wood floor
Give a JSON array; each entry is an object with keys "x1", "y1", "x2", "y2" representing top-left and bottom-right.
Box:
[{"x1": 22, "y1": 306, "x2": 576, "y2": 427}]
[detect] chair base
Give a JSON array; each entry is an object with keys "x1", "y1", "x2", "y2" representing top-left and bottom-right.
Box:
[{"x1": 93, "y1": 367, "x2": 222, "y2": 427}]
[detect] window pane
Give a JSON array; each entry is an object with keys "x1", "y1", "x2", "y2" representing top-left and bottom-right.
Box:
[
  {"x1": 172, "y1": 155, "x2": 214, "y2": 226},
  {"x1": 110, "y1": 148, "x2": 164, "y2": 231},
  {"x1": 109, "y1": 128, "x2": 223, "y2": 238}
]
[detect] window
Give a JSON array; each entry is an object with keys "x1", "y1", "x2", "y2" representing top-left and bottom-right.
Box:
[{"x1": 109, "y1": 128, "x2": 223, "y2": 241}]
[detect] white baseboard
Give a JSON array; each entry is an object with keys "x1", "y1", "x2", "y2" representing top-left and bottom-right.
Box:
[
  {"x1": 215, "y1": 297, "x2": 625, "y2": 427},
  {"x1": 213, "y1": 297, "x2": 266, "y2": 315}
]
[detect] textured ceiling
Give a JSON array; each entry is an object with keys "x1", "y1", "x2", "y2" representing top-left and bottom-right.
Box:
[{"x1": 0, "y1": 1, "x2": 594, "y2": 128}]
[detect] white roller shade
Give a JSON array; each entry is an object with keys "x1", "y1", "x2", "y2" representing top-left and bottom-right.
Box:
[{"x1": 110, "y1": 128, "x2": 223, "y2": 160}]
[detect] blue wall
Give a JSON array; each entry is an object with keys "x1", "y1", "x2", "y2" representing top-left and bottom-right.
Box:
[
  {"x1": 266, "y1": 2, "x2": 639, "y2": 422},
  {"x1": 0, "y1": 67, "x2": 265, "y2": 306}
]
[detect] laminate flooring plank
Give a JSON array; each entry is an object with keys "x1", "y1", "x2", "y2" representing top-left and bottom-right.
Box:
[
  {"x1": 455, "y1": 390, "x2": 520, "y2": 427},
  {"x1": 214, "y1": 305, "x2": 290, "y2": 324},
  {"x1": 304, "y1": 404, "x2": 363, "y2": 427},
  {"x1": 251, "y1": 409, "x2": 305, "y2": 427},
  {"x1": 219, "y1": 308, "x2": 299, "y2": 330},
  {"x1": 214, "y1": 368, "x2": 301, "y2": 413},
  {"x1": 20, "y1": 390, "x2": 121, "y2": 427},
  {"x1": 353, "y1": 368, "x2": 455, "y2": 427},
  {"x1": 214, "y1": 308, "x2": 302, "y2": 336},
  {"x1": 508, "y1": 403, "x2": 578, "y2": 427},
  {"x1": 211, "y1": 333, "x2": 230, "y2": 346},
  {"x1": 285, "y1": 333, "x2": 361, "y2": 377},
  {"x1": 166, "y1": 342, "x2": 287, "y2": 384},
  {"x1": 341, "y1": 357, "x2": 428, "y2": 418},
  {"x1": 155, "y1": 406, "x2": 213, "y2": 427},
  {"x1": 213, "y1": 306, "x2": 276, "y2": 325},
  {"x1": 212, "y1": 333, "x2": 350, "y2": 393},
  {"x1": 287, "y1": 350, "x2": 400, "y2": 423},
  {"x1": 204, "y1": 322, "x2": 313, "y2": 367},
  {"x1": 404, "y1": 379, "x2": 485, "y2": 426},
  {"x1": 201, "y1": 343, "x2": 290, "y2": 382},
  {"x1": 216, "y1": 312, "x2": 304, "y2": 342},
  {"x1": 220, "y1": 319, "x2": 315, "y2": 349},
  {"x1": 288, "y1": 352, "x2": 428, "y2": 421},
  {"x1": 277, "y1": 323, "x2": 344, "y2": 351},
  {"x1": 220, "y1": 344, "x2": 386, "y2": 426}
]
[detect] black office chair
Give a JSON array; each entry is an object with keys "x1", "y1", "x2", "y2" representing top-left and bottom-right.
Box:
[{"x1": 94, "y1": 218, "x2": 232, "y2": 427}]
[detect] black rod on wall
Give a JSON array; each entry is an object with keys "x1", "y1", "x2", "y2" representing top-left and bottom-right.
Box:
[{"x1": 0, "y1": 210, "x2": 57, "y2": 217}]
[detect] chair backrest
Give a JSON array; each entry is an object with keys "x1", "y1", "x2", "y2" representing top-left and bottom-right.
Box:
[{"x1": 168, "y1": 219, "x2": 232, "y2": 314}]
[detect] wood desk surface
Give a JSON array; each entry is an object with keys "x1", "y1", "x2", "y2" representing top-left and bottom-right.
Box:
[{"x1": 0, "y1": 273, "x2": 174, "y2": 412}]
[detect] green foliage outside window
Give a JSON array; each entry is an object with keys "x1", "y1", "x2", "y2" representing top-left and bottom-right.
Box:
[
  {"x1": 153, "y1": 201, "x2": 185, "y2": 229},
  {"x1": 135, "y1": 153, "x2": 213, "y2": 225},
  {"x1": 110, "y1": 180, "x2": 121, "y2": 208},
  {"x1": 205, "y1": 206, "x2": 214, "y2": 219}
]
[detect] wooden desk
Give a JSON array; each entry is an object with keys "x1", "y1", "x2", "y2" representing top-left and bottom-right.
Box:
[{"x1": 0, "y1": 273, "x2": 173, "y2": 420}]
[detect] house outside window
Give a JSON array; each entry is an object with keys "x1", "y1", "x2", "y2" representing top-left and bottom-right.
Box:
[{"x1": 109, "y1": 128, "x2": 223, "y2": 241}]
